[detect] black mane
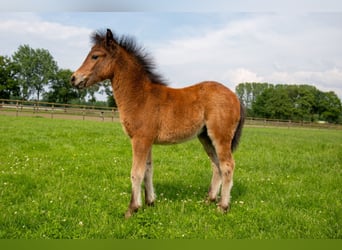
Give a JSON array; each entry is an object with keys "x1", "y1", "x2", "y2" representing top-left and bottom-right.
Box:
[{"x1": 91, "y1": 30, "x2": 168, "y2": 86}]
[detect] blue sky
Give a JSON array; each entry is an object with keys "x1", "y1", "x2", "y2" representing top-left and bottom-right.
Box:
[{"x1": 1, "y1": 2, "x2": 342, "y2": 99}]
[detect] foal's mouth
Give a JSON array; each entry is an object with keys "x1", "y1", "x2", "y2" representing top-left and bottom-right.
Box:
[
  {"x1": 70, "y1": 75, "x2": 88, "y2": 89},
  {"x1": 74, "y1": 80, "x2": 87, "y2": 89}
]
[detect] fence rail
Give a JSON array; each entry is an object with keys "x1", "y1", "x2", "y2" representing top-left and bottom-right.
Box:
[
  {"x1": 0, "y1": 99, "x2": 119, "y2": 122},
  {"x1": 244, "y1": 117, "x2": 342, "y2": 130},
  {"x1": 1, "y1": 99, "x2": 341, "y2": 129}
]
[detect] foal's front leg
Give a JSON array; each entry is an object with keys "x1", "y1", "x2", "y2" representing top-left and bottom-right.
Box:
[
  {"x1": 144, "y1": 149, "x2": 156, "y2": 206},
  {"x1": 125, "y1": 139, "x2": 152, "y2": 218}
]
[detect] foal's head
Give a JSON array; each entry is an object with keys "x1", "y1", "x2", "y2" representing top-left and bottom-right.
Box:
[
  {"x1": 71, "y1": 29, "x2": 118, "y2": 89},
  {"x1": 71, "y1": 28, "x2": 166, "y2": 89}
]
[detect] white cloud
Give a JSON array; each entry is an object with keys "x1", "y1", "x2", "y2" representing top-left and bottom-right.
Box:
[
  {"x1": 154, "y1": 15, "x2": 268, "y2": 66},
  {"x1": 222, "y1": 68, "x2": 264, "y2": 84},
  {"x1": 219, "y1": 67, "x2": 342, "y2": 98},
  {"x1": 153, "y1": 14, "x2": 342, "y2": 98},
  {"x1": 0, "y1": 12, "x2": 341, "y2": 99},
  {"x1": 0, "y1": 13, "x2": 92, "y2": 70},
  {"x1": 267, "y1": 68, "x2": 342, "y2": 97},
  {"x1": 0, "y1": 19, "x2": 91, "y2": 45}
]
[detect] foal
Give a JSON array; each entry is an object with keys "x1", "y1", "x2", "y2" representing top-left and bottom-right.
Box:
[{"x1": 71, "y1": 29, "x2": 244, "y2": 218}]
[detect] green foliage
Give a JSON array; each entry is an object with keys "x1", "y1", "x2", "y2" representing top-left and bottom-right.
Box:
[
  {"x1": 12, "y1": 45, "x2": 58, "y2": 101},
  {"x1": 107, "y1": 94, "x2": 117, "y2": 107},
  {"x1": 42, "y1": 69, "x2": 79, "y2": 104},
  {"x1": 0, "y1": 55, "x2": 20, "y2": 99},
  {"x1": 235, "y1": 82, "x2": 272, "y2": 114},
  {"x1": 236, "y1": 83, "x2": 342, "y2": 123},
  {"x1": 1, "y1": 45, "x2": 114, "y2": 105},
  {"x1": 0, "y1": 115, "x2": 341, "y2": 239},
  {"x1": 314, "y1": 91, "x2": 342, "y2": 123}
]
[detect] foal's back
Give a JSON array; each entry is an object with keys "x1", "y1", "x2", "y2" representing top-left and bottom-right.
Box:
[{"x1": 150, "y1": 81, "x2": 240, "y2": 144}]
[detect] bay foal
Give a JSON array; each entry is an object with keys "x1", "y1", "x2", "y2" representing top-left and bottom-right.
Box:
[{"x1": 71, "y1": 29, "x2": 244, "y2": 218}]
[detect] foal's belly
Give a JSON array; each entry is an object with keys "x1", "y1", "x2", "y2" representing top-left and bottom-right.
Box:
[{"x1": 154, "y1": 122, "x2": 205, "y2": 145}]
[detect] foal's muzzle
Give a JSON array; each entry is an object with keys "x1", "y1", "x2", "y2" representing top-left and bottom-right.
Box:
[{"x1": 70, "y1": 73, "x2": 87, "y2": 89}]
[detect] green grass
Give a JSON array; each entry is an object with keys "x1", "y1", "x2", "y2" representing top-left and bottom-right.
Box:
[{"x1": 0, "y1": 115, "x2": 341, "y2": 239}]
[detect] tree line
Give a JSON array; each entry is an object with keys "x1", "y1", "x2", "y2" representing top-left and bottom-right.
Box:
[
  {"x1": 0, "y1": 44, "x2": 115, "y2": 106},
  {"x1": 236, "y1": 82, "x2": 342, "y2": 123}
]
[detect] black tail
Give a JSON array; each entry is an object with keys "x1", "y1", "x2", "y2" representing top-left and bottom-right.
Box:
[{"x1": 231, "y1": 101, "x2": 245, "y2": 152}]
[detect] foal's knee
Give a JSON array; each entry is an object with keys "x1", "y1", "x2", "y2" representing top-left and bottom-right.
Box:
[{"x1": 220, "y1": 163, "x2": 234, "y2": 179}]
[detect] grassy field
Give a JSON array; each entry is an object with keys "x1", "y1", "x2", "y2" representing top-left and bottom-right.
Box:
[{"x1": 0, "y1": 115, "x2": 341, "y2": 239}]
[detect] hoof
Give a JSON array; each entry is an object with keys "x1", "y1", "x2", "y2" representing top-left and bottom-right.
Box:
[
  {"x1": 124, "y1": 210, "x2": 133, "y2": 219},
  {"x1": 146, "y1": 201, "x2": 155, "y2": 207},
  {"x1": 217, "y1": 203, "x2": 230, "y2": 213},
  {"x1": 206, "y1": 196, "x2": 217, "y2": 204},
  {"x1": 124, "y1": 207, "x2": 139, "y2": 219}
]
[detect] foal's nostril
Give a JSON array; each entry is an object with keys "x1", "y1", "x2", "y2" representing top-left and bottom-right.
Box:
[{"x1": 70, "y1": 75, "x2": 76, "y2": 84}]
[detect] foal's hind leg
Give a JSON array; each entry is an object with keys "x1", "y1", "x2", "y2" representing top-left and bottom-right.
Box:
[
  {"x1": 198, "y1": 132, "x2": 221, "y2": 203},
  {"x1": 216, "y1": 147, "x2": 235, "y2": 212},
  {"x1": 144, "y1": 149, "x2": 156, "y2": 206},
  {"x1": 205, "y1": 127, "x2": 235, "y2": 212}
]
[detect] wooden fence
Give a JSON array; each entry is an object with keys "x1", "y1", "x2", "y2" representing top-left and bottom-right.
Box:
[
  {"x1": 0, "y1": 99, "x2": 119, "y2": 122},
  {"x1": 1, "y1": 99, "x2": 341, "y2": 129},
  {"x1": 244, "y1": 117, "x2": 342, "y2": 130}
]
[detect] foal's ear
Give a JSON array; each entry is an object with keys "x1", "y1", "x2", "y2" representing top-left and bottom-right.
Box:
[{"x1": 106, "y1": 28, "x2": 115, "y2": 47}]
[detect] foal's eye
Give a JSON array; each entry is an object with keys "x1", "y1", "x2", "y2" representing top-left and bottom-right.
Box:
[{"x1": 91, "y1": 55, "x2": 99, "y2": 60}]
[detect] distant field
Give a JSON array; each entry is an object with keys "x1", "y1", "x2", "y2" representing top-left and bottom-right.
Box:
[{"x1": 0, "y1": 115, "x2": 341, "y2": 239}]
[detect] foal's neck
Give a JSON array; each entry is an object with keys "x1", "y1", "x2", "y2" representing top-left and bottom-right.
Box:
[{"x1": 110, "y1": 51, "x2": 150, "y2": 110}]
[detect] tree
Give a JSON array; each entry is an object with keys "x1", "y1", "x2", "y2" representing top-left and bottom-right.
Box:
[
  {"x1": 102, "y1": 80, "x2": 117, "y2": 107},
  {"x1": 0, "y1": 55, "x2": 20, "y2": 99},
  {"x1": 12, "y1": 45, "x2": 58, "y2": 100},
  {"x1": 253, "y1": 86, "x2": 294, "y2": 120},
  {"x1": 2, "y1": 44, "x2": 111, "y2": 105},
  {"x1": 251, "y1": 83, "x2": 342, "y2": 123},
  {"x1": 43, "y1": 69, "x2": 79, "y2": 104},
  {"x1": 86, "y1": 85, "x2": 100, "y2": 104},
  {"x1": 314, "y1": 91, "x2": 342, "y2": 123},
  {"x1": 235, "y1": 82, "x2": 272, "y2": 116},
  {"x1": 287, "y1": 85, "x2": 316, "y2": 121}
]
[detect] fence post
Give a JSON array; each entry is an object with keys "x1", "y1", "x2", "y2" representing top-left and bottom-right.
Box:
[
  {"x1": 101, "y1": 111, "x2": 104, "y2": 122},
  {"x1": 16, "y1": 101, "x2": 19, "y2": 117},
  {"x1": 34, "y1": 101, "x2": 39, "y2": 114},
  {"x1": 51, "y1": 104, "x2": 54, "y2": 119}
]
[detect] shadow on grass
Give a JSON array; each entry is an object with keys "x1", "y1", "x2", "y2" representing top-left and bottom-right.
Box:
[{"x1": 153, "y1": 179, "x2": 247, "y2": 202}]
